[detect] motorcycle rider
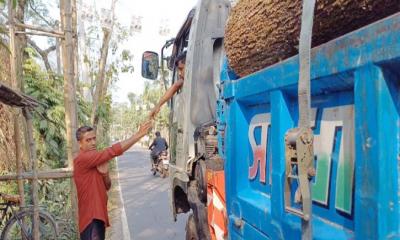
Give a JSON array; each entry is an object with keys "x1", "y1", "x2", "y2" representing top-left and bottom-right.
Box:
[{"x1": 149, "y1": 131, "x2": 168, "y2": 170}]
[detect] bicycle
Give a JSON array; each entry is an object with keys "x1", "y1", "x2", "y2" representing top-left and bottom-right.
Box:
[{"x1": 0, "y1": 193, "x2": 58, "y2": 240}]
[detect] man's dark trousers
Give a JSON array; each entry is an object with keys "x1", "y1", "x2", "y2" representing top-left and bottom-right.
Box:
[{"x1": 80, "y1": 219, "x2": 105, "y2": 240}]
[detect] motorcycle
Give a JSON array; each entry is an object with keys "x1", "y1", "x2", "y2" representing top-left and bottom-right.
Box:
[{"x1": 152, "y1": 150, "x2": 169, "y2": 178}]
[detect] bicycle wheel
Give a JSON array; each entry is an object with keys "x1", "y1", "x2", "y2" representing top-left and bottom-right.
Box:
[{"x1": 1, "y1": 209, "x2": 58, "y2": 240}]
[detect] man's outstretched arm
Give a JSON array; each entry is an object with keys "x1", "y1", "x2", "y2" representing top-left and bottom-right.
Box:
[
  {"x1": 120, "y1": 120, "x2": 153, "y2": 152},
  {"x1": 77, "y1": 121, "x2": 153, "y2": 170},
  {"x1": 149, "y1": 79, "x2": 184, "y2": 119}
]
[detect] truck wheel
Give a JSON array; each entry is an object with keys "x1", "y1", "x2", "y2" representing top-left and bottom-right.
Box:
[
  {"x1": 186, "y1": 214, "x2": 199, "y2": 240},
  {"x1": 195, "y1": 160, "x2": 207, "y2": 203}
]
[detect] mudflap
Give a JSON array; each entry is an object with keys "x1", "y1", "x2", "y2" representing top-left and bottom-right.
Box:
[{"x1": 207, "y1": 170, "x2": 227, "y2": 240}]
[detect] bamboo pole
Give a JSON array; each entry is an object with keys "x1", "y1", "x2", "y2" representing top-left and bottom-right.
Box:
[
  {"x1": 14, "y1": 21, "x2": 64, "y2": 36},
  {"x1": 0, "y1": 168, "x2": 73, "y2": 181},
  {"x1": 8, "y1": 0, "x2": 25, "y2": 209},
  {"x1": 60, "y1": 0, "x2": 79, "y2": 228},
  {"x1": 15, "y1": 30, "x2": 64, "y2": 38},
  {"x1": 23, "y1": 108, "x2": 39, "y2": 240}
]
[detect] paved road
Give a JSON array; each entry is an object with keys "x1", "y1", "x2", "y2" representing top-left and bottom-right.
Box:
[{"x1": 117, "y1": 147, "x2": 188, "y2": 240}]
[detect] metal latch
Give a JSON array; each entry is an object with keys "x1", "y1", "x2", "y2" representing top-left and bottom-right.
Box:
[
  {"x1": 284, "y1": 127, "x2": 315, "y2": 221},
  {"x1": 285, "y1": 0, "x2": 317, "y2": 239}
]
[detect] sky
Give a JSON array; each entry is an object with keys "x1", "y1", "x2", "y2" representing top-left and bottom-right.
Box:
[
  {"x1": 103, "y1": 0, "x2": 198, "y2": 104},
  {"x1": 0, "y1": 0, "x2": 198, "y2": 104},
  {"x1": 27, "y1": 0, "x2": 198, "y2": 104}
]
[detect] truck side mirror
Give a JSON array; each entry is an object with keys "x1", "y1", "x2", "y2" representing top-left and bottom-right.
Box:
[{"x1": 141, "y1": 51, "x2": 159, "y2": 80}]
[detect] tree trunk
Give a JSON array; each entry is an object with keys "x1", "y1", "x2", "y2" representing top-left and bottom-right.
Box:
[
  {"x1": 91, "y1": 30, "x2": 111, "y2": 129},
  {"x1": 224, "y1": 0, "x2": 400, "y2": 77},
  {"x1": 90, "y1": 0, "x2": 117, "y2": 129},
  {"x1": 60, "y1": 0, "x2": 79, "y2": 229},
  {"x1": 78, "y1": 0, "x2": 91, "y2": 101},
  {"x1": 72, "y1": 0, "x2": 80, "y2": 94},
  {"x1": 15, "y1": 0, "x2": 27, "y2": 83},
  {"x1": 56, "y1": 21, "x2": 62, "y2": 75},
  {"x1": 27, "y1": 38, "x2": 56, "y2": 75},
  {"x1": 8, "y1": 0, "x2": 27, "y2": 208}
]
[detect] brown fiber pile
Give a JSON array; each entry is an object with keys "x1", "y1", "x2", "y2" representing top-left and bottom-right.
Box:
[
  {"x1": 224, "y1": 0, "x2": 400, "y2": 77},
  {"x1": 0, "y1": 47, "x2": 16, "y2": 170}
]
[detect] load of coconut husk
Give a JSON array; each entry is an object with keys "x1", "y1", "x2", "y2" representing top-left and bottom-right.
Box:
[{"x1": 224, "y1": 0, "x2": 400, "y2": 77}]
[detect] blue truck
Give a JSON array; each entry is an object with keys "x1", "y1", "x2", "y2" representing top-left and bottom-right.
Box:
[{"x1": 142, "y1": 1, "x2": 400, "y2": 239}]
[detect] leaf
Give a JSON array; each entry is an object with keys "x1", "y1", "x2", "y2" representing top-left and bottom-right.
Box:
[
  {"x1": 48, "y1": 126, "x2": 55, "y2": 137},
  {"x1": 39, "y1": 120, "x2": 48, "y2": 130}
]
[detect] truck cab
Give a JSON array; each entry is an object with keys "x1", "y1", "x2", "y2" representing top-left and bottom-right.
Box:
[{"x1": 142, "y1": 0, "x2": 231, "y2": 238}]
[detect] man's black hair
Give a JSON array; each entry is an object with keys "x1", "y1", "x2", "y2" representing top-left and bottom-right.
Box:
[
  {"x1": 175, "y1": 51, "x2": 187, "y2": 66},
  {"x1": 76, "y1": 126, "x2": 94, "y2": 141},
  {"x1": 155, "y1": 131, "x2": 161, "y2": 137}
]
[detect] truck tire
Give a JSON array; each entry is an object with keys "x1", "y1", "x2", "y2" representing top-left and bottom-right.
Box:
[
  {"x1": 195, "y1": 160, "x2": 207, "y2": 203},
  {"x1": 186, "y1": 214, "x2": 199, "y2": 240},
  {"x1": 224, "y1": 0, "x2": 400, "y2": 77}
]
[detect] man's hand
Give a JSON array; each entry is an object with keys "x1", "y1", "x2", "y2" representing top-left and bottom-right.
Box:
[
  {"x1": 149, "y1": 105, "x2": 161, "y2": 119},
  {"x1": 138, "y1": 120, "x2": 153, "y2": 136},
  {"x1": 97, "y1": 162, "x2": 112, "y2": 191},
  {"x1": 97, "y1": 162, "x2": 109, "y2": 175},
  {"x1": 120, "y1": 120, "x2": 153, "y2": 152},
  {"x1": 148, "y1": 79, "x2": 184, "y2": 119}
]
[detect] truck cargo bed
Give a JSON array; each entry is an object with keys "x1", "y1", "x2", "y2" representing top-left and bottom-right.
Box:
[{"x1": 220, "y1": 12, "x2": 400, "y2": 240}]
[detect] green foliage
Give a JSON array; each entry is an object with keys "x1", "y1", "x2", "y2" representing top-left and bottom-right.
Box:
[
  {"x1": 24, "y1": 51, "x2": 90, "y2": 169},
  {"x1": 0, "y1": 0, "x2": 17, "y2": 11},
  {"x1": 22, "y1": 52, "x2": 88, "y2": 239},
  {"x1": 24, "y1": 55, "x2": 66, "y2": 168},
  {"x1": 39, "y1": 179, "x2": 78, "y2": 240}
]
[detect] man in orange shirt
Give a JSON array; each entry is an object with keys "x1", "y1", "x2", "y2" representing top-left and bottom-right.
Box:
[{"x1": 74, "y1": 121, "x2": 152, "y2": 240}]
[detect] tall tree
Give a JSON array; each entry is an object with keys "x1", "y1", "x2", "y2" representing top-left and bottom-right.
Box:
[
  {"x1": 90, "y1": 0, "x2": 117, "y2": 129},
  {"x1": 77, "y1": 0, "x2": 91, "y2": 101}
]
